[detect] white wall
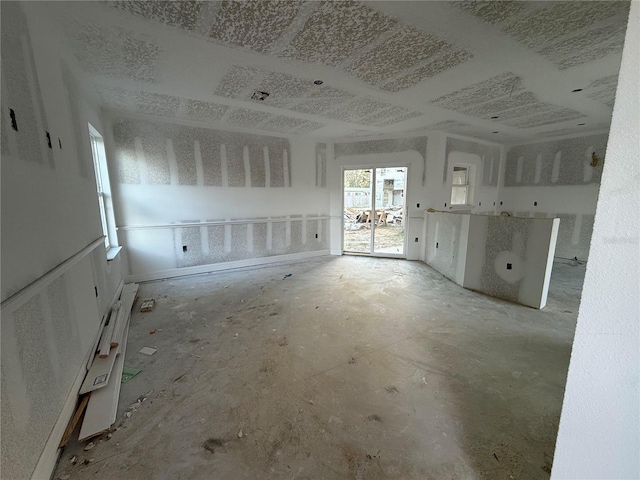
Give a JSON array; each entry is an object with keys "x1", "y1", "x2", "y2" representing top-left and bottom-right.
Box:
[
  {"x1": 552, "y1": 3, "x2": 639, "y2": 478},
  {"x1": 104, "y1": 115, "x2": 330, "y2": 279},
  {"x1": 500, "y1": 132, "x2": 609, "y2": 260},
  {"x1": 424, "y1": 211, "x2": 469, "y2": 284},
  {"x1": 1, "y1": 3, "x2": 127, "y2": 479},
  {"x1": 426, "y1": 133, "x2": 503, "y2": 215},
  {"x1": 424, "y1": 211, "x2": 558, "y2": 309}
]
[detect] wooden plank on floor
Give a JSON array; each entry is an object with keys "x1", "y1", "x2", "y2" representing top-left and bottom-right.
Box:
[
  {"x1": 111, "y1": 283, "x2": 137, "y2": 348},
  {"x1": 78, "y1": 318, "x2": 130, "y2": 442},
  {"x1": 78, "y1": 349, "x2": 118, "y2": 395},
  {"x1": 86, "y1": 312, "x2": 109, "y2": 372},
  {"x1": 59, "y1": 395, "x2": 89, "y2": 447},
  {"x1": 98, "y1": 308, "x2": 116, "y2": 358}
]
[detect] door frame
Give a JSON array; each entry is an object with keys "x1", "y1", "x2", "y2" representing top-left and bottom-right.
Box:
[{"x1": 341, "y1": 164, "x2": 409, "y2": 258}]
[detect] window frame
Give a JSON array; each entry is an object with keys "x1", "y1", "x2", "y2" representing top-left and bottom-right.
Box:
[
  {"x1": 88, "y1": 123, "x2": 120, "y2": 259},
  {"x1": 449, "y1": 163, "x2": 476, "y2": 208}
]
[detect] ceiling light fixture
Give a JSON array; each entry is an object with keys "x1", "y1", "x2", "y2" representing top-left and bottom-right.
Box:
[
  {"x1": 572, "y1": 88, "x2": 583, "y2": 92},
  {"x1": 313, "y1": 80, "x2": 323, "y2": 85},
  {"x1": 251, "y1": 91, "x2": 269, "y2": 101}
]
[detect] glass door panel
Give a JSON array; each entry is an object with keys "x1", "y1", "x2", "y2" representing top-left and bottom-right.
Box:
[
  {"x1": 343, "y1": 168, "x2": 373, "y2": 253},
  {"x1": 373, "y1": 167, "x2": 406, "y2": 256}
]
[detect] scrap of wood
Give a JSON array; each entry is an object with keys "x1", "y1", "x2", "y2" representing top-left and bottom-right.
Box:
[
  {"x1": 98, "y1": 309, "x2": 116, "y2": 358},
  {"x1": 107, "y1": 303, "x2": 121, "y2": 347},
  {"x1": 86, "y1": 310, "x2": 110, "y2": 372},
  {"x1": 79, "y1": 318, "x2": 130, "y2": 442},
  {"x1": 140, "y1": 298, "x2": 155, "y2": 312},
  {"x1": 59, "y1": 395, "x2": 90, "y2": 448},
  {"x1": 111, "y1": 283, "x2": 138, "y2": 349}
]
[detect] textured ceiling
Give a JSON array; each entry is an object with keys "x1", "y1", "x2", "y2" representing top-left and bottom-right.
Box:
[
  {"x1": 40, "y1": 0, "x2": 630, "y2": 142},
  {"x1": 456, "y1": 1, "x2": 629, "y2": 68},
  {"x1": 431, "y1": 72, "x2": 586, "y2": 128}
]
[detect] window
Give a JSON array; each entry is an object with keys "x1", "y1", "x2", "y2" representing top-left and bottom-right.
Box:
[
  {"x1": 89, "y1": 124, "x2": 119, "y2": 258},
  {"x1": 451, "y1": 166, "x2": 470, "y2": 205}
]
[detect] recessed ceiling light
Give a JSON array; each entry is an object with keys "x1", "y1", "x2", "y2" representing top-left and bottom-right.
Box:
[
  {"x1": 251, "y1": 91, "x2": 269, "y2": 101},
  {"x1": 572, "y1": 88, "x2": 583, "y2": 92},
  {"x1": 577, "y1": 123, "x2": 586, "y2": 126},
  {"x1": 491, "y1": 116, "x2": 499, "y2": 119},
  {"x1": 313, "y1": 80, "x2": 323, "y2": 85}
]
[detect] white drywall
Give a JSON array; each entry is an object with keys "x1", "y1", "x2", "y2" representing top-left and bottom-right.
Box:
[
  {"x1": 427, "y1": 134, "x2": 503, "y2": 214},
  {"x1": 1, "y1": 4, "x2": 126, "y2": 479},
  {"x1": 424, "y1": 211, "x2": 470, "y2": 284},
  {"x1": 425, "y1": 212, "x2": 558, "y2": 309},
  {"x1": 103, "y1": 115, "x2": 331, "y2": 278},
  {"x1": 552, "y1": 3, "x2": 640, "y2": 478},
  {"x1": 500, "y1": 132, "x2": 609, "y2": 260}
]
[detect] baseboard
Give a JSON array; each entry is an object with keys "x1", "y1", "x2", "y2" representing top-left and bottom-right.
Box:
[{"x1": 126, "y1": 250, "x2": 331, "y2": 283}]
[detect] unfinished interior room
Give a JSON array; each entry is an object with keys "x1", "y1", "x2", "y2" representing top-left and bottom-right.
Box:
[{"x1": 1, "y1": 1, "x2": 638, "y2": 479}]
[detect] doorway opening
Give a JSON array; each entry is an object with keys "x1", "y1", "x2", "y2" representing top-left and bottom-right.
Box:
[{"x1": 343, "y1": 167, "x2": 407, "y2": 257}]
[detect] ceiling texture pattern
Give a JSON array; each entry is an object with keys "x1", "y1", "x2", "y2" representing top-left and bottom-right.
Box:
[{"x1": 47, "y1": 0, "x2": 630, "y2": 142}]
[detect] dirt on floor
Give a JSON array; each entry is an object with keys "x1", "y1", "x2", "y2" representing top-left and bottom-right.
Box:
[
  {"x1": 344, "y1": 224, "x2": 405, "y2": 252},
  {"x1": 53, "y1": 257, "x2": 582, "y2": 480}
]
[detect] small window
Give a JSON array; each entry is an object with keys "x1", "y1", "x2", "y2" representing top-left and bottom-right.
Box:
[
  {"x1": 89, "y1": 124, "x2": 118, "y2": 256},
  {"x1": 451, "y1": 166, "x2": 470, "y2": 205}
]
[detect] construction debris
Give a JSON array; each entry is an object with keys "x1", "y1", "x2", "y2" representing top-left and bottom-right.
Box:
[
  {"x1": 77, "y1": 283, "x2": 139, "y2": 442},
  {"x1": 59, "y1": 396, "x2": 90, "y2": 447},
  {"x1": 139, "y1": 347, "x2": 157, "y2": 356},
  {"x1": 344, "y1": 207, "x2": 404, "y2": 230},
  {"x1": 140, "y1": 298, "x2": 155, "y2": 312},
  {"x1": 121, "y1": 366, "x2": 141, "y2": 384}
]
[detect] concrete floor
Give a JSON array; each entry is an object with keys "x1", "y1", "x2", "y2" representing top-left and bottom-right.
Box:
[{"x1": 55, "y1": 256, "x2": 585, "y2": 480}]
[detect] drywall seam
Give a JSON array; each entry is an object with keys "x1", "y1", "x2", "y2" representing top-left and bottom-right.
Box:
[
  {"x1": 264, "y1": 146, "x2": 271, "y2": 188},
  {"x1": 126, "y1": 249, "x2": 330, "y2": 283},
  {"x1": 194, "y1": 140, "x2": 204, "y2": 186},
  {"x1": 117, "y1": 216, "x2": 330, "y2": 231},
  {"x1": 1, "y1": 237, "x2": 104, "y2": 311}
]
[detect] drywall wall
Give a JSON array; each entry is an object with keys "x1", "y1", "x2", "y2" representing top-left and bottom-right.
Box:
[
  {"x1": 107, "y1": 116, "x2": 330, "y2": 279},
  {"x1": 329, "y1": 136, "x2": 429, "y2": 259},
  {"x1": 424, "y1": 211, "x2": 469, "y2": 284},
  {"x1": 426, "y1": 133, "x2": 503, "y2": 214},
  {"x1": 552, "y1": 3, "x2": 639, "y2": 478},
  {"x1": 1, "y1": 3, "x2": 126, "y2": 479},
  {"x1": 444, "y1": 137, "x2": 502, "y2": 213},
  {"x1": 464, "y1": 215, "x2": 559, "y2": 309},
  {"x1": 424, "y1": 211, "x2": 559, "y2": 309},
  {"x1": 500, "y1": 132, "x2": 609, "y2": 260}
]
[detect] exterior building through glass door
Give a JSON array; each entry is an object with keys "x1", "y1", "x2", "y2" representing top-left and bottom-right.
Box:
[{"x1": 373, "y1": 167, "x2": 406, "y2": 256}]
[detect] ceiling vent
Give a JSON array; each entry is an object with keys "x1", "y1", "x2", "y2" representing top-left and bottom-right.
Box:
[{"x1": 251, "y1": 91, "x2": 269, "y2": 101}]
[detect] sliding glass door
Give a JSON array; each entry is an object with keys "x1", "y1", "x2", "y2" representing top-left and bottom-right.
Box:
[{"x1": 343, "y1": 167, "x2": 407, "y2": 257}]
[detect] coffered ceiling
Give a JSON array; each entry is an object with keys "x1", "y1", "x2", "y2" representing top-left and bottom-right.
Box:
[{"x1": 35, "y1": 0, "x2": 630, "y2": 142}]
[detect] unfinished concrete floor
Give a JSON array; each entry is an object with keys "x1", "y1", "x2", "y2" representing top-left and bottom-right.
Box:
[{"x1": 55, "y1": 256, "x2": 585, "y2": 480}]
